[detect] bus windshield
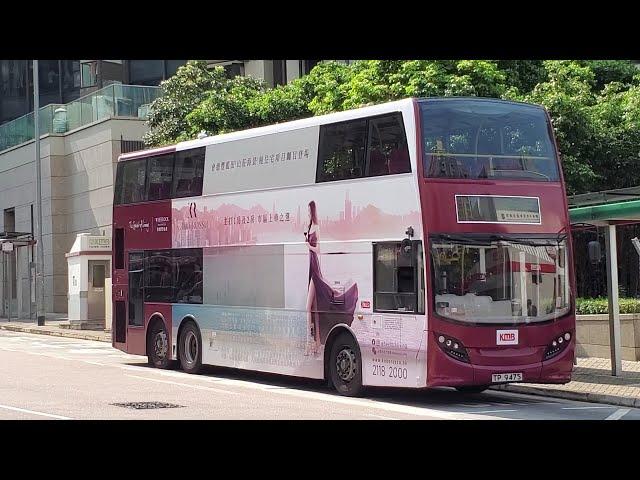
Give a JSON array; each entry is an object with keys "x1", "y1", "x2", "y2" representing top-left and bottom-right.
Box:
[
  {"x1": 431, "y1": 234, "x2": 570, "y2": 324},
  {"x1": 420, "y1": 99, "x2": 560, "y2": 181}
]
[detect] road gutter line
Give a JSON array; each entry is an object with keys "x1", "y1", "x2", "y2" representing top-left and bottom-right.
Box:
[{"x1": 0, "y1": 404, "x2": 72, "y2": 420}]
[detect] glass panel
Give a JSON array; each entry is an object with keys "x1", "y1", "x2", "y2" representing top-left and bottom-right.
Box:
[
  {"x1": 317, "y1": 119, "x2": 367, "y2": 182},
  {"x1": 420, "y1": 99, "x2": 559, "y2": 181},
  {"x1": 145, "y1": 250, "x2": 175, "y2": 303},
  {"x1": 366, "y1": 113, "x2": 410, "y2": 176},
  {"x1": 175, "y1": 248, "x2": 203, "y2": 304},
  {"x1": 374, "y1": 242, "x2": 417, "y2": 313},
  {"x1": 120, "y1": 159, "x2": 147, "y2": 204},
  {"x1": 173, "y1": 148, "x2": 205, "y2": 198},
  {"x1": 129, "y1": 60, "x2": 164, "y2": 86},
  {"x1": 92, "y1": 264, "x2": 105, "y2": 288},
  {"x1": 431, "y1": 234, "x2": 570, "y2": 324},
  {"x1": 128, "y1": 252, "x2": 144, "y2": 326},
  {"x1": 147, "y1": 154, "x2": 174, "y2": 201}
]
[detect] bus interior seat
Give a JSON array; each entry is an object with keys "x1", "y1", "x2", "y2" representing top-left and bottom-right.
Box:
[{"x1": 369, "y1": 149, "x2": 388, "y2": 175}]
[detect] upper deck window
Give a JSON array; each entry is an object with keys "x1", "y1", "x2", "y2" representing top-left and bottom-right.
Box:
[
  {"x1": 316, "y1": 112, "x2": 410, "y2": 183},
  {"x1": 420, "y1": 99, "x2": 560, "y2": 181},
  {"x1": 115, "y1": 147, "x2": 205, "y2": 206}
]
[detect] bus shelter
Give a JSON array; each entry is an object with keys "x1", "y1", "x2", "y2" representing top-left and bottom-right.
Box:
[
  {"x1": 569, "y1": 186, "x2": 640, "y2": 376},
  {"x1": 0, "y1": 231, "x2": 36, "y2": 322}
]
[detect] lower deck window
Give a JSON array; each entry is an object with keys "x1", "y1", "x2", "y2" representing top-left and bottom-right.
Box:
[{"x1": 374, "y1": 241, "x2": 424, "y2": 313}]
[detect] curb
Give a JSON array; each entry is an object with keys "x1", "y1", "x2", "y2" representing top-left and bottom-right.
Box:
[
  {"x1": 0, "y1": 324, "x2": 111, "y2": 343},
  {"x1": 491, "y1": 384, "x2": 640, "y2": 408}
]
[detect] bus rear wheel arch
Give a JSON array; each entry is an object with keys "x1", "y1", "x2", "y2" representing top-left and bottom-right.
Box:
[
  {"x1": 325, "y1": 328, "x2": 364, "y2": 397},
  {"x1": 177, "y1": 319, "x2": 203, "y2": 375},
  {"x1": 146, "y1": 316, "x2": 172, "y2": 370}
]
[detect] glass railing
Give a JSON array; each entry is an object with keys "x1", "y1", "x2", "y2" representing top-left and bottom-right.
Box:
[{"x1": 0, "y1": 84, "x2": 161, "y2": 153}]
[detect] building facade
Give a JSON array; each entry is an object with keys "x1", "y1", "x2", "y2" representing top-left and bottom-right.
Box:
[{"x1": 0, "y1": 59, "x2": 325, "y2": 319}]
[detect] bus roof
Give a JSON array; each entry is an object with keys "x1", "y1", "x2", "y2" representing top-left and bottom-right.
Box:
[{"x1": 118, "y1": 96, "x2": 544, "y2": 162}]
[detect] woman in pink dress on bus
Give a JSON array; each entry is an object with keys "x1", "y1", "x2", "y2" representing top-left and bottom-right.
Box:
[{"x1": 305, "y1": 200, "x2": 358, "y2": 356}]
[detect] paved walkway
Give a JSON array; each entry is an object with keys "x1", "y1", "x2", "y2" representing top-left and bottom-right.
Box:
[
  {"x1": 494, "y1": 357, "x2": 640, "y2": 407},
  {"x1": 0, "y1": 318, "x2": 111, "y2": 343}
]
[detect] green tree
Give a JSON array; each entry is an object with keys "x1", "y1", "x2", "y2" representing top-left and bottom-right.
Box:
[{"x1": 143, "y1": 61, "x2": 224, "y2": 147}]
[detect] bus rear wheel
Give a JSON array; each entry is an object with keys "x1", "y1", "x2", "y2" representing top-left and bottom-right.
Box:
[
  {"x1": 178, "y1": 322, "x2": 202, "y2": 375},
  {"x1": 455, "y1": 385, "x2": 489, "y2": 394},
  {"x1": 329, "y1": 332, "x2": 363, "y2": 397},
  {"x1": 147, "y1": 320, "x2": 171, "y2": 369}
]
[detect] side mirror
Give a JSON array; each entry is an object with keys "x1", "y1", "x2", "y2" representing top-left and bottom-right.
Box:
[
  {"x1": 401, "y1": 238, "x2": 412, "y2": 256},
  {"x1": 588, "y1": 241, "x2": 601, "y2": 265}
]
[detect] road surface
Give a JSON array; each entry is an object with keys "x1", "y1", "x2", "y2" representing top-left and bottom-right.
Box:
[{"x1": 0, "y1": 330, "x2": 637, "y2": 420}]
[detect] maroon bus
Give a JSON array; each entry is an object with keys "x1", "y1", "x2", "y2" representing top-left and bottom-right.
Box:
[{"x1": 112, "y1": 97, "x2": 575, "y2": 396}]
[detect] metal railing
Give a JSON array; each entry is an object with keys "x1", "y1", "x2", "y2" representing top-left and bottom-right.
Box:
[{"x1": 0, "y1": 84, "x2": 161, "y2": 153}]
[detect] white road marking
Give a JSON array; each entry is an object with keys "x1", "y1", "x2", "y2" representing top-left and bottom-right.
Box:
[
  {"x1": 125, "y1": 374, "x2": 241, "y2": 395},
  {"x1": 561, "y1": 406, "x2": 614, "y2": 410},
  {"x1": 605, "y1": 408, "x2": 631, "y2": 420},
  {"x1": 267, "y1": 388, "x2": 502, "y2": 420},
  {"x1": 0, "y1": 404, "x2": 72, "y2": 420},
  {"x1": 364, "y1": 413, "x2": 398, "y2": 420},
  {"x1": 473, "y1": 409, "x2": 518, "y2": 414}
]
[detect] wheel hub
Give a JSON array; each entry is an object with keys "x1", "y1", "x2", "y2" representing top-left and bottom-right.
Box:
[
  {"x1": 336, "y1": 348, "x2": 357, "y2": 382},
  {"x1": 154, "y1": 330, "x2": 168, "y2": 359}
]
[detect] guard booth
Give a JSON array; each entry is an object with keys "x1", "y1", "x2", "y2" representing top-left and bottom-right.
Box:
[
  {"x1": 66, "y1": 233, "x2": 112, "y2": 330},
  {"x1": 0, "y1": 232, "x2": 36, "y2": 321}
]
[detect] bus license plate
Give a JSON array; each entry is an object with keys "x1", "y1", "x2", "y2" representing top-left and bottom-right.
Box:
[{"x1": 492, "y1": 373, "x2": 523, "y2": 383}]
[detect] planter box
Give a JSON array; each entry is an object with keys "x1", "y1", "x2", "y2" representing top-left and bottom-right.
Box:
[{"x1": 576, "y1": 314, "x2": 640, "y2": 360}]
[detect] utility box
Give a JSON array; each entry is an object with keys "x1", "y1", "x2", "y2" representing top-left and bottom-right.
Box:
[{"x1": 66, "y1": 233, "x2": 112, "y2": 330}]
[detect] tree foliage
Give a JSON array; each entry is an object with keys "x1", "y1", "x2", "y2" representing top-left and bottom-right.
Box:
[{"x1": 144, "y1": 59, "x2": 640, "y2": 195}]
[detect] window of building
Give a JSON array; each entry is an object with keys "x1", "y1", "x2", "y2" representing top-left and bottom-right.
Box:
[
  {"x1": 273, "y1": 60, "x2": 287, "y2": 86},
  {"x1": 147, "y1": 154, "x2": 174, "y2": 201},
  {"x1": 128, "y1": 60, "x2": 165, "y2": 86},
  {"x1": 173, "y1": 148, "x2": 205, "y2": 198},
  {"x1": 80, "y1": 61, "x2": 99, "y2": 88},
  {"x1": 373, "y1": 241, "x2": 423, "y2": 314},
  {"x1": 166, "y1": 60, "x2": 187, "y2": 78}
]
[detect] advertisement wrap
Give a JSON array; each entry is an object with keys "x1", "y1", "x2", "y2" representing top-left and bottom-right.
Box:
[{"x1": 170, "y1": 175, "x2": 427, "y2": 386}]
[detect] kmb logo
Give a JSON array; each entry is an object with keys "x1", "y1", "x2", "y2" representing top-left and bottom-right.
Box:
[{"x1": 496, "y1": 329, "x2": 519, "y2": 345}]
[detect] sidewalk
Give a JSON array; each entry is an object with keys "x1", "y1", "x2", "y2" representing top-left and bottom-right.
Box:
[
  {"x1": 0, "y1": 317, "x2": 111, "y2": 343},
  {"x1": 493, "y1": 357, "x2": 640, "y2": 408}
]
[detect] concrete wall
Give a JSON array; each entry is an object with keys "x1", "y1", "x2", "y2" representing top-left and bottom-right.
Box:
[
  {"x1": 576, "y1": 314, "x2": 640, "y2": 361},
  {"x1": 0, "y1": 117, "x2": 149, "y2": 317}
]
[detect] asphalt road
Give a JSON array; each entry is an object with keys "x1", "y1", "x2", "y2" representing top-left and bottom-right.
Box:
[{"x1": 0, "y1": 330, "x2": 637, "y2": 420}]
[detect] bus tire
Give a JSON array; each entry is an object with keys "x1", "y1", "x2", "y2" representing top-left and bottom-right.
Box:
[
  {"x1": 329, "y1": 332, "x2": 363, "y2": 397},
  {"x1": 178, "y1": 321, "x2": 202, "y2": 375},
  {"x1": 147, "y1": 320, "x2": 171, "y2": 369},
  {"x1": 455, "y1": 385, "x2": 489, "y2": 394}
]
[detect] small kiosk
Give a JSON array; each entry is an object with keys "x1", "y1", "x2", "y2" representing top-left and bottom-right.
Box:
[{"x1": 66, "y1": 233, "x2": 111, "y2": 330}]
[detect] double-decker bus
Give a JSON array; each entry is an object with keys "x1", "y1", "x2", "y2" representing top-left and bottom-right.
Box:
[{"x1": 112, "y1": 97, "x2": 575, "y2": 396}]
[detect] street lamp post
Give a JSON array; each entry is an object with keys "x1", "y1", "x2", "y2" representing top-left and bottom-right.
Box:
[{"x1": 33, "y1": 60, "x2": 45, "y2": 326}]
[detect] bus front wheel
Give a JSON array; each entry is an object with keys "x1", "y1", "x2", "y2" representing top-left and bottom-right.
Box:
[
  {"x1": 147, "y1": 320, "x2": 171, "y2": 369},
  {"x1": 329, "y1": 332, "x2": 363, "y2": 397},
  {"x1": 178, "y1": 321, "x2": 203, "y2": 375}
]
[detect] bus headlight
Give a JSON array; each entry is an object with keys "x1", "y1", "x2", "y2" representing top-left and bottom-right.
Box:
[
  {"x1": 436, "y1": 333, "x2": 469, "y2": 363},
  {"x1": 544, "y1": 332, "x2": 573, "y2": 360}
]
